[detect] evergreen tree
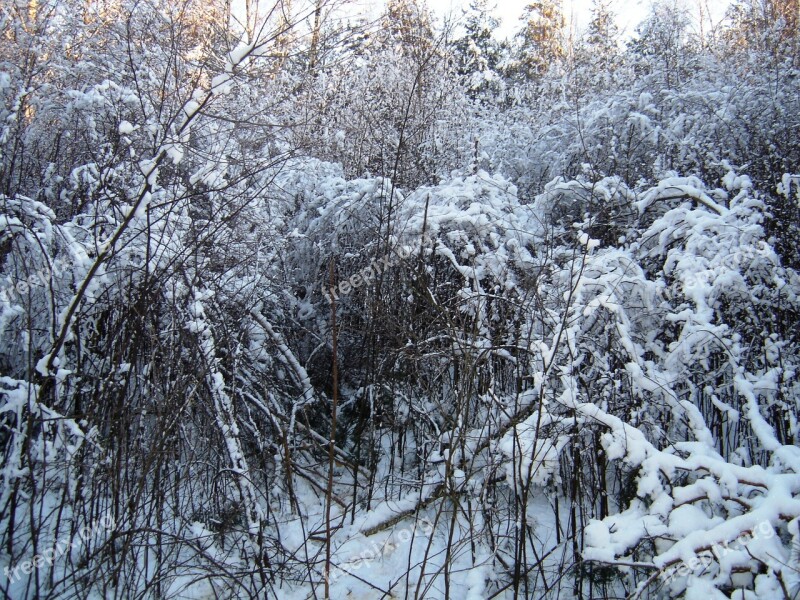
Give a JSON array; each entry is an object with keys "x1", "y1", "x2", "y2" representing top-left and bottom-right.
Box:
[
  {"x1": 513, "y1": 0, "x2": 565, "y2": 79},
  {"x1": 585, "y1": 0, "x2": 619, "y2": 71},
  {"x1": 627, "y1": 0, "x2": 694, "y2": 87},
  {"x1": 569, "y1": 0, "x2": 622, "y2": 94},
  {"x1": 452, "y1": 0, "x2": 504, "y2": 99}
]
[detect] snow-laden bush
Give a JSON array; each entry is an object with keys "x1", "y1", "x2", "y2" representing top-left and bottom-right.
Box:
[{"x1": 274, "y1": 161, "x2": 800, "y2": 598}]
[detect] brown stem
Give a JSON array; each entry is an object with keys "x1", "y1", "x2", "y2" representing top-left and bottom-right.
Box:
[{"x1": 324, "y1": 257, "x2": 339, "y2": 598}]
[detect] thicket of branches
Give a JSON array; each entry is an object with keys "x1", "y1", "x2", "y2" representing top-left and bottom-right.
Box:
[{"x1": 1, "y1": 0, "x2": 798, "y2": 598}]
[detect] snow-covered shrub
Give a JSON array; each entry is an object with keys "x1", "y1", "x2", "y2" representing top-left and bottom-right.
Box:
[{"x1": 577, "y1": 171, "x2": 800, "y2": 597}]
